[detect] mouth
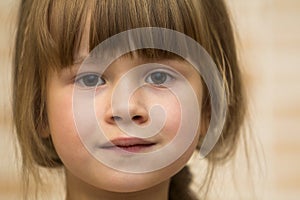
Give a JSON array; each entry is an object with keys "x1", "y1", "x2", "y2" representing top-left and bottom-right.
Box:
[{"x1": 99, "y1": 137, "x2": 156, "y2": 153}]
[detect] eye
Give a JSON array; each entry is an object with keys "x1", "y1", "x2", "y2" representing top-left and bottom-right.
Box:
[
  {"x1": 75, "y1": 73, "x2": 105, "y2": 88},
  {"x1": 145, "y1": 71, "x2": 174, "y2": 86}
]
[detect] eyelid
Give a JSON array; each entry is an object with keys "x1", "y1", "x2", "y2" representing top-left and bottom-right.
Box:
[
  {"x1": 144, "y1": 68, "x2": 177, "y2": 86},
  {"x1": 75, "y1": 72, "x2": 99, "y2": 81},
  {"x1": 144, "y1": 68, "x2": 178, "y2": 79},
  {"x1": 74, "y1": 72, "x2": 106, "y2": 88}
]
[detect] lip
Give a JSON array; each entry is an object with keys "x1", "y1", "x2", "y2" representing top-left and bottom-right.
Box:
[{"x1": 99, "y1": 137, "x2": 156, "y2": 153}]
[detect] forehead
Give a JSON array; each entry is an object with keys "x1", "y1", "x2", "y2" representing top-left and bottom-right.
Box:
[{"x1": 47, "y1": 0, "x2": 201, "y2": 71}]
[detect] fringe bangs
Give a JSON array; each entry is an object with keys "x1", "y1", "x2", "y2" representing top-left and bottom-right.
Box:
[{"x1": 43, "y1": 0, "x2": 201, "y2": 70}]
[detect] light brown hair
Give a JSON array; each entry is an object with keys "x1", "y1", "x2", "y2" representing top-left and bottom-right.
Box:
[{"x1": 13, "y1": 0, "x2": 246, "y2": 199}]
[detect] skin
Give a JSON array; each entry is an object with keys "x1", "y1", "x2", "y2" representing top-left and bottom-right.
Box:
[
  {"x1": 46, "y1": 14, "x2": 204, "y2": 200},
  {"x1": 47, "y1": 56, "x2": 203, "y2": 200}
]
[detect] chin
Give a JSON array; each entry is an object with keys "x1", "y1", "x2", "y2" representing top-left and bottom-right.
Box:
[
  {"x1": 91, "y1": 167, "x2": 171, "y2": 193},
  {"x1": 63, "y1": 139, "x2": 197, "y2": 194}
]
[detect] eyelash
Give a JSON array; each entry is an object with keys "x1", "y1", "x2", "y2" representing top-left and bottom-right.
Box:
[
  {"x1": 74, "y1": 70, "x2": 175, "y2": 88},
  {"x1": 75, "y1": 73, "x2": 105, "y2": 88},
  {"x1": 145, "y1": 71, "x2": 174, "y2": 86}
]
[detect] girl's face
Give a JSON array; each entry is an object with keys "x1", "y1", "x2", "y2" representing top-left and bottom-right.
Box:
[
  {"x1": 47, "y1": 55, "x2": 203, "y2": 192},
  {"x1": 46, "y1": 18, "x2": 203, "y2": 192}
]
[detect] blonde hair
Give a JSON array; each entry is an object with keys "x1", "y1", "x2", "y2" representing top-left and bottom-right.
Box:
[{"x1": 13, "y1": 0, "x2": 246, "y2": 199}]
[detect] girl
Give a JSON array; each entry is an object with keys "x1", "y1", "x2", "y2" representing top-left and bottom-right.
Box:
[{"x1": 13, "y1": 0, "x2": 246, "y2": 199}]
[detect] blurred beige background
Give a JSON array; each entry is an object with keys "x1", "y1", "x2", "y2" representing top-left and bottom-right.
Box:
[{"x1": 1, "y1": 0, "x2": 299, "y2": 199}]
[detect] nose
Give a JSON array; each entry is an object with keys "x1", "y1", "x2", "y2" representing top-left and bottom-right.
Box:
[{"x1": 104, "y1": 91, "x2": 149, "y2": 126}]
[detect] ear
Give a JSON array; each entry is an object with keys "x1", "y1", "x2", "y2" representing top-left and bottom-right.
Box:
[
  {"x1": 196, "y1": 109, "x2": 211, "y2": 150},
  {"x1": 38, "y1": 121, "x2": 51, "y2": 138},
  {"x1": 40, "y1": 130, "x2": 50, "y2": 138},
  {"x1": 200, "y1": 109, "x2": 211, "y2": 137}
]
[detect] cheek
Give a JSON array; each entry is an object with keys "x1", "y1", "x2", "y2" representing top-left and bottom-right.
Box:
[
  {"x1": 47, "y1": 85, "x2": 90, "y2": 165},
  {"x1": 48, "y1": 93, "x2": 73, "y2": 133},
  {"x1": 150, "y1": 91, "x2": 181, "y2": 140}
]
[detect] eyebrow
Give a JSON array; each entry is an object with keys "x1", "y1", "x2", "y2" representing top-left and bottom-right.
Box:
[{"x1": 73, "y1": 55, "x2": 88, "y2": 65}]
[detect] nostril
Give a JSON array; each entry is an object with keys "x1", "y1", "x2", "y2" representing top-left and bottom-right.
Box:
[
  {"x1": 132, "y1": 115, "x2": 142, "y2": 121},
  {"x1": 111, "y1": 116, "x2": 122, "y2": 121},
  {"x1": 132, "y1": 115, "x2": 147, "y2": 124},
  {"x1": 109, "y1": 115, "x2": 147, "y2": 124}
]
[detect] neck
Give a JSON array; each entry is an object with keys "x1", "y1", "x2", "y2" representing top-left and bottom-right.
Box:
[{"x1": 65, "y1": 170, "x2": 170, "y2": 200}]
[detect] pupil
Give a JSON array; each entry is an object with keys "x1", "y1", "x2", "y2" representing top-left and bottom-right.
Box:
[
  {"x1": 83, "y1": 75, "x2": 98, "y2": 86},
  {"x1": 151, "y1": 72, "x2": 166, "y2": 84}
]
